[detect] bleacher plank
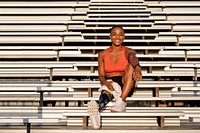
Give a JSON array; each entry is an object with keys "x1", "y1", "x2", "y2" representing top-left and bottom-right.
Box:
[
  {"x1": 180, "y1": 87, "x2": 200, "y2": 91},
  {"x1": 42, "y1": 97, "x2": 200, "y2": 101},
  {"x1": 0, "y1": 106, "x2": 188, "y2": 129},
  {"x1": 0, "y1": 11, "x2": 87, "y2": 15},
  {"x1": 63, "y1": 109, "x2": 183, "y2": 128},
  {"x1": 1, "y1": 91, "x2": 200, "y2": 103},
  {"x1": 172, "y1": 25, "x2": 200, "y2": 32},
  {"x1": 89, "y1": 5, "x2": 147, "y2": 10},
  {"x1": 164, "y1": 46, "x2": 200, "y2": 50},
  {"x1": 64, "y1": 38, "x2": 175, "y2": 43},
  {"x1": 81, "y1": 17, "x2": 165, "y2": 21},
  {"x1": 0, "y1": 31, "x2": 83, "y2": 45},
  {"x1": 0, "y1": 46, "x2": 163, "y2": 50},
  {"x1": 0, "y1": 25, "x2": 67, "y2": 31},
  {"x1": 0, "y1": 20, "x2": 85, "y2": 24},
  {"x1": 82, "y1": 33, "x2": 157, "y2": 40},
  {"x1": 68, "y1": 25, "x2": 171, "y2": 31},
  {"x1": 90, "y1": 0, "x2": 144, "y2": 3},
  {"x1": 0, "y1": 31, "x2": 82, "y2": 36},
  {"x1": 159, "y1": 32, "x2": 200, "y2": 36},
  {"x1": 148, "y1": 3, "x2": 200, "y2": 8},
  {"x1": 152, "y1": 12, "x2": 200, "y2": 15},
  {"x1": 88, "y1": 13, "x2": 150, "y2": 17},
  {"x1": 84, "y1": 21, "x2": 153, "y2": 26},
  {"x1": 155, "y1": 20, "x2": 200, "y2": 25},
  {"x1": 0, "y1": 50, "x2": 82, "y2": 58},
  {"x1": 0, "y1": 4, "x2": 89, "y2": 8},
  {"x1": 0, "y1": 68, "x2": 197, "y2": 78}
]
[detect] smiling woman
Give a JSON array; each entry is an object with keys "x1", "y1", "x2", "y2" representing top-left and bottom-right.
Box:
[
  {"x1": 87, "y1": 25, "x2": 142, "y2": 129},
  {"x1": 98, "y1": 25, "x2": 142, "y2": 110}
]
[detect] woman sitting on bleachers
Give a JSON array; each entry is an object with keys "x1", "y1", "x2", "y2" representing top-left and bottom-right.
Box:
[{"x1": 88, "y1": 25, "x2": 142, "y2": 129}]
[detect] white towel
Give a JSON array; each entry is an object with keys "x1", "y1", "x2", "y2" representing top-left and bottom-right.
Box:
[{"x1": 98, "y1": 81, "x2": 122, "y2": 101}]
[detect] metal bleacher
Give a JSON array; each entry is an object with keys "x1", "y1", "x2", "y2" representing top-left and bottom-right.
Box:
[{"x1": 0, "y1": 0, "x2": 200, "y2": 133}]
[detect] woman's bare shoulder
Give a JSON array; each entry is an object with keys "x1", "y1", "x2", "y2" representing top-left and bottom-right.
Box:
[
  {"x1": 124, "y1": 46, "x2": 136, "y2": 55},
  {"x1": 98, "y1": 49, "x2": 107, "y2": 59}
]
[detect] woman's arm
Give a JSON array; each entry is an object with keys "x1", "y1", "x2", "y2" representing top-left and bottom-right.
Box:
[
  {"x1": 126, "y1": 47, "x2": 142, "y2": 82},
  {"x1": 127, "y1": 49, "x2": 140, "y2": 69},
  {"x1": 98, "y1": 51, "x2": 114, "y2": 91}
]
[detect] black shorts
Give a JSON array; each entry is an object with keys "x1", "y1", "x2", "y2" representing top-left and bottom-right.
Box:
[{"x1": 106, "y1": 76, "x2": 134, "y2": 97}]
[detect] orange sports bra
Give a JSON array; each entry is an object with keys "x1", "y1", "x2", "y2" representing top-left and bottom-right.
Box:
[{"x1": 104, "y1": 46, "x2": 128, "y2": 74}]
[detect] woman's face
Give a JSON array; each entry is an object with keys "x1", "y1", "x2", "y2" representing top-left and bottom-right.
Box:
[
  {"x1": 110, "y1": 27, "x2": 125, "y2": 46},
  {"x1": 109, "y1": 27, "x2": 125, "y2": 46}
]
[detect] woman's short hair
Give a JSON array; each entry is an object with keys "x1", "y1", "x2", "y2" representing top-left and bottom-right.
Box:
[{"x1": 109, "y1": 25, "x2": 125, "y2": 34}]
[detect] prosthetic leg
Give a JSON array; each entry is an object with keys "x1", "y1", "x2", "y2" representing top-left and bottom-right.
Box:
[{"x1": 98, "y1": 90, "x2": 114, "y2": 111}]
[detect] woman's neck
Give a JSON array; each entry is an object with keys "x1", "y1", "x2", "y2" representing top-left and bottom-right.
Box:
[{"x1": 110, "y1": 45, "x2": 123, "y2": 52}]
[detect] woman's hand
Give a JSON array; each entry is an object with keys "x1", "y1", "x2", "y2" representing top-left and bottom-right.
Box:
[
  {"x1": 133, "y1": 66, "x2": 142, "y2": 82},
  {"x1": 106, "y1": 81, "x2": 114, "y2": 91}
]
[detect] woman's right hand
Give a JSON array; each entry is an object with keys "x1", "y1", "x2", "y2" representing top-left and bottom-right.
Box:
[{"x1": 106, "y1": 81, "x2": 114, "y2": 91}]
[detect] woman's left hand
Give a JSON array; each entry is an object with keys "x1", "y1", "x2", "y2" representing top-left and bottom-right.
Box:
[{"x1": 133, "y1": 66, "x2": 142, "y2": 82}]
